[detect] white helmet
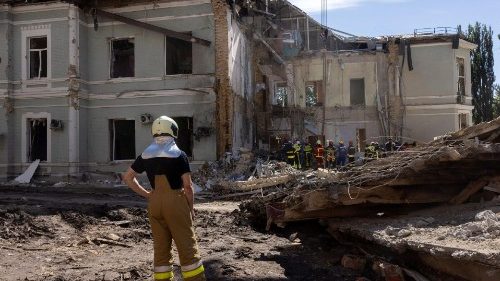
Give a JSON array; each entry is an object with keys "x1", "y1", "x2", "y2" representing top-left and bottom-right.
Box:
[{"x1": 151, "y1": 116, "x2": 178, "y2": 138}]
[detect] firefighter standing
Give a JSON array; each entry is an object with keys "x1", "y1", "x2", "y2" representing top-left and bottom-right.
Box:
[
  {"x1": 284, "y1": 140, "x2": 295, "y2": 166},
  {"x1": 337, "y1": 141, "x2": 348, "y2": 167},
  {"x1": 123, "y1": 116, "x2": 206, "y2": 281},
  {"x1": 325, "y1": 140, "x2": 336, "y2": 169},
  {"x1": 314, "y1": 140, "x2": 325, "y2": 169},
  {"x1": 303, "y1": 140, "x2": 313, "y2": 169}
]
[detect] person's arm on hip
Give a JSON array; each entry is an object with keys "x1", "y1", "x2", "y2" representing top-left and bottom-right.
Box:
[{"x1": 123, "y1": 167, "x2": 151, "y2": 199}]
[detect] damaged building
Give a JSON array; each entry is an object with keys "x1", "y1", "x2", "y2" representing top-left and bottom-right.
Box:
[
  {"x1": 227, "y1": 0, "x2": 476, "y2": 152},
  {"x1": 0, "y1": 0, "x2": 251, "y2": 179},
  {"x1": 0, "y1": 0, "x2": 477, "y2": 179}
]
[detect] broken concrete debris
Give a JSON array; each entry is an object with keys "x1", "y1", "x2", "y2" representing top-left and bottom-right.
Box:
[{"x1": 13, "y1": 159, "x2": 40, "y2": 184}]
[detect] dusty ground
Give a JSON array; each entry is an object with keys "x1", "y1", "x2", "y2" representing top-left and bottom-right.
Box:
[{"x1": 0, "y1": 185, "x2": 362, "y2": 281}]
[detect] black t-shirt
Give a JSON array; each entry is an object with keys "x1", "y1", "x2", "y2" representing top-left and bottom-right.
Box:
[{"x1": 131, "y1": 152, "x2": 191, "y2": 189}]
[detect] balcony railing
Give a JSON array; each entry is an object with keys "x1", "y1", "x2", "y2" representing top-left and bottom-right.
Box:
[{"x1": 414, "y1": 27, "x2": 459, "y2": 37}]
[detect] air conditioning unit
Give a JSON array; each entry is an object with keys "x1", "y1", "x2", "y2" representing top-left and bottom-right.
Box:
[
  {"x1": 50, "y1": 119, "x2": 63, "y2": 130},
  {"x1": 140, "y1": 113, "x2": 153, "y2": 124}
]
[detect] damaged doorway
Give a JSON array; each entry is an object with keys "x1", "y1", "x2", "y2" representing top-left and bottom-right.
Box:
[
  {"x1": 27, "y1": 118, "x2": 48, "y2": 162},
  {"x1": 110, "y1": 120, "x2": 136, "y2": 161},
  {"x1": 172, "y1": 117, "x2": 193, "y2": 157}
]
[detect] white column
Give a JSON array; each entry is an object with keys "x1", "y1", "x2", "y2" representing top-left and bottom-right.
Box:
[{"x1": 68, "y1": 5, "x2": 80, "y2": 175}]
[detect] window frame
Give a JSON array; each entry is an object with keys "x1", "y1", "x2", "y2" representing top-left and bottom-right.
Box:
[
  {"x1": 164, "y1": 35, "x2": 193, "y2": 76},
  {"x1": 274, "y1": 82, "x2": 288, "y2": 107},
  {"x1": 109, "y1": 37, "x2": 136, "y2": 79},
  {"x1": 456, "y1": 57, "x2": 466, "y2": 97},
  {"x1": 21, "y1": 25, "x2": 51, "y2": 89},
  {"x1": 349, "y1": 78, "x2": 366, "y2": 106},
  {"x1": 28, "y1": 36, "x2": 48, "y2": 79}
]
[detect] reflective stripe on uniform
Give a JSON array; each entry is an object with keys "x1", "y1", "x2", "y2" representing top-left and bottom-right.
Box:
[
  {"x1": 155, "y1": 265, "x2": 173, "y2": 272},
  {"x1": 181, "y1": 261, "x2": 205, "y2": 278},
  {"x1": 182, "y1": 260, "x2": 203, "y2": 271},
  {"x1": 154, "y1": 271, "x2": 174, "y2": 280}
]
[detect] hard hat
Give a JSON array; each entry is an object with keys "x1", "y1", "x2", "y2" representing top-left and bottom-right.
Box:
[
  {"x1": 151, "y1": 116, "x2": 179, "y2": 138},
  {"x1": 316, "y1": 140, "x2": 321, "y2": 145}
]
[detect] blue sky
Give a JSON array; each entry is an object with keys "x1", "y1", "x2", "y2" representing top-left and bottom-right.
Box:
[{"x1": 289, "y1": 0, "x2": 500, "y2": 81}]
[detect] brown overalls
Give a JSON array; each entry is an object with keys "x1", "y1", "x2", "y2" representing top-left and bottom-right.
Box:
[{"x1": 148, "y1": 175, "x2": 205, "y2": 281}]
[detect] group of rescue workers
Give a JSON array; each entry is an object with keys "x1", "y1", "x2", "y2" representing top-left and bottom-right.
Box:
[{"x1": 280, "y1": 137, "x2": 413, "y2": 170}]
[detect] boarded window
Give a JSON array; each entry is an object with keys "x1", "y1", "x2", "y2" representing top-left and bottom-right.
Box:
[
  {"x1": 275, "y1": 83, "x2": 288, "y2": 107},
  {"x1": 165, "y1": 37, "x2": 193, "y2": 75},
  {"x1": 459, "y1": 113, "x2": 469, "y2": 130},
  {"x1": 110, "y1": 38, "x2": 135, "y2": 78},
  {"x1": 306, "y1": 81, "x2": 324, "y2": 107},
  {"x1": 28, "y1": 37, "x2": 47, "y2": 79},
  {"x1": 457, "y1": 58, "x2": 465, "y2": 97},
  {"x1": 350, "y1": 78, "x2": 365, "y2": 106},
  {"x1": 110, "y1": 120, "x2": 135, "y2": 161},
  {"x1": 172, "y1": 117, "x2": 193, "y2": 157}
]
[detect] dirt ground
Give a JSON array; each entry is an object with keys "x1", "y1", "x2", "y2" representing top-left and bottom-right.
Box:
[{"x1": 0, "y1": 185, "x2": 362, "y2": 281}]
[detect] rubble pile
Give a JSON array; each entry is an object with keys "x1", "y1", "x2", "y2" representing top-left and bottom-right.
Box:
[
  {"x1": 451, "y1": 210, "x2": 500, "y2": 241},
  {"x1": 224, "y1": 118, "x2": 500, "y2": 228},
  {"x1": 0, "y1": 208, "x2": 54, "y2": 240},
  {"x1": 192, "y1": 149, "x2": 304, "y2": 197}
]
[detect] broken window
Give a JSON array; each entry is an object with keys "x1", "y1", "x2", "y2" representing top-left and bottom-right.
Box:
[
  {"x1": 350, "y1": 78, "x2": 365, "y2": 106},
  {"x1": 459, "y1": 113, "x2": 469, "y2": 130},
  {"x1": 28, "y1": 118, "x2": 47, "y2": 162},
  {"x1": 28, "y1": 37, "x2": 48, "y2": 79},
  {"x1": 274, "y1": 83, "x2": 288, "y2": 107},
  {"x1": 110, "y1": 120, "x2": 136, "y2": 161},
  {"x1": 457, "y1": 58, "x2": 465, "y2": 97},
  {"x1": 305, "y1": 81, "x2": 324, "y2": 107},
  {"x1": 172, "y1": 117, "x2": 193, "y2": 157},
  {"x1": 110, "y1": 38, "x2": 135, "y2": 78},
  {"x1": 165, "y1": 36, "x2": 192, "y2": 75}
]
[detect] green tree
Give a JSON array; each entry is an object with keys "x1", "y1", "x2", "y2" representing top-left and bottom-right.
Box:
[{"x1": 465, "y1": 23, "x2": 495, "y2": 123}]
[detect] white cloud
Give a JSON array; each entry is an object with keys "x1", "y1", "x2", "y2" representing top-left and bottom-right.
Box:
[{"x1": 288, "y1": 0, "x2": 411, "y2": 13}]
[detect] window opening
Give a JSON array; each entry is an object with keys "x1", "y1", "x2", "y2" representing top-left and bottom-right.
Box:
[
  {"x1": 275, "y1": 83, "x2": 288, "y2": 107},
  {"x1": 306, "y1": 81, "x2": 324, "y2": 107},
  {"x1": 165, "y1": 36, "x2": 193, "y2": 75},
  {"x1": 110, "y1": 120, "x2": 136, "y2": 160},
  {"x1": 459, "y1": 113, "x2": 469, "y2": 130},
  {"x1": 27, "y1": 118, "x2": 47, "y2": 162},
  {"x1": 350, "y1": 78, "x2": 365, "y2": 106},
  {"x1": 457, "y1": 58, "x2": 465, "y2": 98},
  {"x1": 110, "y1": 38, "x2": 135, "y2": 78},
  {"x1": 28, "y1": 37, "x2": 47, "y2": 79},
  {"x1": 172, "y1": 117, "x2": 193, "y2": 157}
]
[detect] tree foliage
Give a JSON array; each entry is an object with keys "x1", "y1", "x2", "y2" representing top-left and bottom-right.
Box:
[{"x1": 465, "y1": 23, "x2": 495, "y2": 123}]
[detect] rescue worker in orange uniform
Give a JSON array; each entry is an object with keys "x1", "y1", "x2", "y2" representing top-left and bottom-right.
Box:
[
  {"x1": 123, "y1": 116, "x2": 206, "y2": 281},
  {"x1": 314, "y1": 140, "x2": 325, "y2": 169}
]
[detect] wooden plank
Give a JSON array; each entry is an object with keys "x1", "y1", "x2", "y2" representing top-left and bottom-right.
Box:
[
  {"x1": 219, "y1": 175, "x2": 292, "y2": 191},
  {"x1": 449, "y1": 178, "x2": 489, "y2": 204}
]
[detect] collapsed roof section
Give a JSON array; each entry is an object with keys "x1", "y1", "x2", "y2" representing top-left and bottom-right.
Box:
[{"x1": 227, "y1": 0, "x2": 472, "y2": 61}]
